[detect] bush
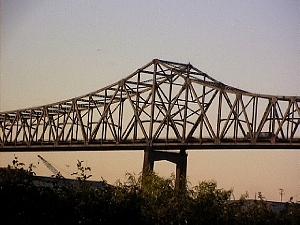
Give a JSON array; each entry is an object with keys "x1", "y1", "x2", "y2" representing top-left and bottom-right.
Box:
[{"x1": 1, "y1": 159, "x2": 300, "y2": 224}]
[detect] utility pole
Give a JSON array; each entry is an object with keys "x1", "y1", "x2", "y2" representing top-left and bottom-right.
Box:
[{"x1": 279, "y1": 188, "x2": 284, "y2": 202}]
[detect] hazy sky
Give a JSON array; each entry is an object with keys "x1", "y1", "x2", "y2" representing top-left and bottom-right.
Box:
[{"x1": 1, "y1": 0, "x2": 299, "y2": 201}]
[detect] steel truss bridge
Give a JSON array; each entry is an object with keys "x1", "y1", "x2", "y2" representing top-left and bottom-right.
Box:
[{"x1": 1, "y1": 59, "x2": 299, "y2": 187}]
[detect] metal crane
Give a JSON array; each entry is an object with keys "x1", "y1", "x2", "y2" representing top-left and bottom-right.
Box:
[{"x1": 37, "y1": 155, "x2": 64, "y2": 178}]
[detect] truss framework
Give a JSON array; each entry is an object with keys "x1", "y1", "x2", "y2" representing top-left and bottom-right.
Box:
[{"x1": 1, "y1": 59, "x2": 299, "y2": 151}]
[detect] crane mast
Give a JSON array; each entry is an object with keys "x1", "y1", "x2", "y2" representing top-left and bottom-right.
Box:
[{"x1": 37, "y1": 155, "x2": 64, "y2": 178}]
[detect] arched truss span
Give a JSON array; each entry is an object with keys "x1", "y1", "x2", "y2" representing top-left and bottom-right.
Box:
[{"x1": 1, "y1": 59, "x2": 299, "y2": 151}]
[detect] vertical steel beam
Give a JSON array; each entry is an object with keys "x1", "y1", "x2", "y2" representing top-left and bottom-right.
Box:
[
  {"x1": 252, "y1": 96, "x2": 258, "y2": 143},
  {"x1": 216, "y1": 91, "x2": 223, "y2": 143},
  {"x1": 182, "y1": 80, "x2": 189, "y2": 141},
  {"x1": 166, "y1": 72, "x2": 173, "y2": 141},
  {"x1": 234, "y1": 94, "x2": 240, "y2": 141},
  {"x1": 133, "y1": 72, "x2": 141, "y2": 141},
  {"x1": 149, "y1": 60, "x2": 157, "y2": 144},
  {"x1": 118, "y1": 82, "x2": 124, "y2": 143}
]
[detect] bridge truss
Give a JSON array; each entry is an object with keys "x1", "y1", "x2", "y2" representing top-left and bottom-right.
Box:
[
  {"x1": 1, "y1": 59, "x2": 299, "y2": 187},
  {"x1": 1, "y1": 59, "x2": 299, "y2": 151}
]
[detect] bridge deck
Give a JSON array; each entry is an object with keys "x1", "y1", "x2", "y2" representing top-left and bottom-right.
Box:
[{"x1": 1, "y1": 138, "x2": 300, "y2": 152}]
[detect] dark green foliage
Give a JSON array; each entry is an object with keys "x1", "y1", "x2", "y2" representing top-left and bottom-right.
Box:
[
  {"x1": 188, "y1": 181, "x2": 232, "y2": 224},
  {"x1": 1, "y1": 159, "x2": 300, "y2": 224}
]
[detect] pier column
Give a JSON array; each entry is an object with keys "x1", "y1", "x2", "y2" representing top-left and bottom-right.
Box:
[
  {"x1": 175, "y1": 149, "x2": 187, "y2": 190},
  {"x1": 142, "y1": 147, "x2": 154, "y2": 177},
  {"x1": 142, "y1": 148, "x2": 187, "y2": 190}
]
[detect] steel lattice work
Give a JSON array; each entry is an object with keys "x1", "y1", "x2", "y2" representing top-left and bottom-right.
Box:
[{"x1": 1, "y1": 59, "x2": 300, "y2": 151}]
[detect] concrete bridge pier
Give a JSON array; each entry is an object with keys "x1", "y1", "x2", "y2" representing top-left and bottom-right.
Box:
[{"x1": 142, "y1": 148, "x2": 187, "y2": 190}]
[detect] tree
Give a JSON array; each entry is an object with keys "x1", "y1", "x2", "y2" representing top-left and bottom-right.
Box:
[
  {"x1": 188, "y1": 180, "x2": 232, "y2": 224},
  {"x1": 2, "y1": 158, "x2": 300, "y2": 224}
]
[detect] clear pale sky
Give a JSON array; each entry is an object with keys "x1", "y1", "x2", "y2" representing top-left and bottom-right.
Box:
[{"x1": 1, "y1": 0, "x2": 299, "y2": 201}]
